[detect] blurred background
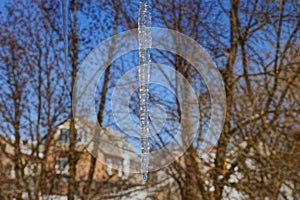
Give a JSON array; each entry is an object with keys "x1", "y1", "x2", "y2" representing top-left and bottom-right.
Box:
[{"x1": 0, "y1": 0, "x2": 299, "y2": 199}]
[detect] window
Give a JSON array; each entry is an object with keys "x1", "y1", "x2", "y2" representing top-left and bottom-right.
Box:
[
  {"x1": 118, "y1": 160, "x2": 123, "y2": 177},
  {"x1": 5, "y1": 164, "x2": 15, "y2": 178},
  {"x1": 83, "y1": 132, "x2": 88, "y2": 143},
  {"x1": 55, "y1": 157, "x2": 68, "y2": 174},
  {"x1": 122, "y1": 143, "x2": 128, "y2": 151},
  {"x1": 1, "y1": 143, "x2": 6, "y2": 152},
  {"x1": 58, "y1": 129, "x2": 69, "y2": 143},
  {"x1": 76, "y1": 131, "x2": 82, "y2": 142},
  {"x1": 5, "y1": 165, "x2": 12, "y2": 176},
  {"x1": 76, "y1": 129, "x2": 87, "y2": 143},
  {"x1": 106, "y1": 158, "x2": 112, "y2": 176}
]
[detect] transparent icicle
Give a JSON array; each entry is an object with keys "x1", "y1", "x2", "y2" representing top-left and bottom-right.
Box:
[
  {"x1": 138, "y1": 0, "x2": 152, "y2": 181},
  {"x1": 63, "y1": 0, "x2": 68, "y2": 72}
]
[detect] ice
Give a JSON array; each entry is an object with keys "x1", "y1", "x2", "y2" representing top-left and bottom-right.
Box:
[
  {"x1": 138, "y1": 0, "x2": 152, "y2": 181},
  {"x1": 63, "y1": 0, "x2": 68, "y2": 71}
]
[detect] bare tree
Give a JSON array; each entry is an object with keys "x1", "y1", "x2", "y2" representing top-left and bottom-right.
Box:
[
  {"x1": 0, "y1": 0, "x2": 70, "y2": 199},
  {"x1": 1, "y1": 0, "x2": 299, "y2": 199},
  {"x1": 117, "y1": 0, "x2": 300, "y2": 199}
]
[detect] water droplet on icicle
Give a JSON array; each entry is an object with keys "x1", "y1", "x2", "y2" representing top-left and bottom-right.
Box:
[{"x1": 143, "y1": 173, "x2": 148, "y2": 181}]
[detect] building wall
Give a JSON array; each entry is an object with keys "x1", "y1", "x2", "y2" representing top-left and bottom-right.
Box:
[{"x1": 46, "y1": 120, "x2": 138, "y2": 185}]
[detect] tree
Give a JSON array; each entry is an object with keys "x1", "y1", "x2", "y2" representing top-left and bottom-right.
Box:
[
  {"x1": 1, "y1": 0, "x2": 299, "y2": 199},
  {"x1": 116, "y1": 0, "x2": 300, "y2": 199},
  {"x1": 0, "y1": 0, "x2": 69, "y2": 199}
]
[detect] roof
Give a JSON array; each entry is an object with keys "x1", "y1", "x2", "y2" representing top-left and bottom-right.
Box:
[
  {"x1": 56, "y1": 118, "x2": 139, "y2": 161},
  {"x1": 204, "y1": 146, "x2": 217, "y2": 152}
]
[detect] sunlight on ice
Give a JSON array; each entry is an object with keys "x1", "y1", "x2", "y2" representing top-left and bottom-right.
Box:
[{"x1": 138, "y1": 0, "x2": 152, "y2": 181}]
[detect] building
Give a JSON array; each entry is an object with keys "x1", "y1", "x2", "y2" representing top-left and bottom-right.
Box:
[
  {"x1": 45, "y1": 118, "x2": 141, "y2": 196},
  {"x1": 0, "y1": 118, "x2": 142, "y2": 199}
]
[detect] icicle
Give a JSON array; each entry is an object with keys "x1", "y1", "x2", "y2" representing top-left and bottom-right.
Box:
[
  {"x1": 63, "y1": 0, "x2": 68, "y2": 72},
  {"x1": 138, "y1": 0, "x2": 152, "y2": 181}
]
